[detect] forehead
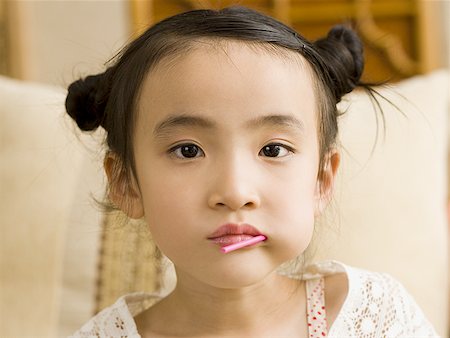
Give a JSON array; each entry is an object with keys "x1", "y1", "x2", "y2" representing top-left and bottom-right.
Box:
[{"x1": 136, "y1": 39, "x2": 318, "y2": 136}]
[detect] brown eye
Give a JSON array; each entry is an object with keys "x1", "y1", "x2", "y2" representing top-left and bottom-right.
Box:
[
  {"x1": 169, "y1": 143, "x2": 204, "y2": 160},
  {"x1": 260, "y1": 143, "x2": 294, "y2": 158}
]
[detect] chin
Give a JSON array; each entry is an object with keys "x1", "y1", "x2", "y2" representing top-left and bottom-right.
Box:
[{"x1": 192, "y1": 256, "x2": 282, "y2": 289}]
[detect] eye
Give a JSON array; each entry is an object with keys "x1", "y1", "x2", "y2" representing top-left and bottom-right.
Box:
[
  {"x1": 168, "y1": 143, "x2": 205, "y2": 160},
  {"x1": 259, "y1": 143, "x2": 295, "y2": 158}
]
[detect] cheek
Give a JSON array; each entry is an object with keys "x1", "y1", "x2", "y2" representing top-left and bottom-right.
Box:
[
  {"x1": 267, "y1": 166, "x2": 317, "y2": 253},
  {"x1": 136, "y1": 166, "x2": 201, "y2": 250}
]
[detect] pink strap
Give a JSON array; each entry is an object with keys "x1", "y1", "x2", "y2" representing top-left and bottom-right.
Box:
[{"x1": 306, "y1": 277, "x2": 328, "y2": 337}]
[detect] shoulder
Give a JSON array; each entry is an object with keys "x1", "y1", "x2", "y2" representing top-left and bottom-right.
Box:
[
  {"x1": 324, "y1": 261, "x2": 439, "y2": 337},
  {"x1": 288, "y1": 260, "x2": 438, "y2": 336},
  {"x1": 323, "y1": 271, "x2": 348, "y2": 330},
  {"x1": 69, "y1": 291, "x2": 162, "y2": 338}
]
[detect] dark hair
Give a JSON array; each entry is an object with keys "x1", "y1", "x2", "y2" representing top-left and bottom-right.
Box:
[{"x1": 65, "y1": 5, "x2": 379, "y2": 207}]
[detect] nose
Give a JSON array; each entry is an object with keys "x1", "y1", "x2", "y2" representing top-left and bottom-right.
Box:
[{"x1": 207, "y1": 152, "x2": 261, "y2": 211}]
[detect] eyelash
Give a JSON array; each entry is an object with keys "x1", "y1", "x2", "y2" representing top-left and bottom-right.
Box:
[{"x1": 167, "y1": 142, "x2": 296, "y2": 160}]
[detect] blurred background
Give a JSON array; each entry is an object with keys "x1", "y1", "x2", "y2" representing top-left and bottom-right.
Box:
[
  {"x1": 1, "y1": 0, "x2": 449, "y2": 84},
  {"x1": 1, "y1": 0, "x2": 449, "y2": 337}
]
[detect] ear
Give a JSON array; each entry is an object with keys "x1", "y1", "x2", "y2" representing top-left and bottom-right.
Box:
[
  {"x1": 103, "y1": 152, "x2": 144, "y2": 219},
  {"x1": 314, "y1": 149, "x2": 340, "y2": 217}
]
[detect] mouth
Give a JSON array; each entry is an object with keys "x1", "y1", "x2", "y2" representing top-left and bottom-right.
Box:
[{"x1": 207, "y1": 223, "x2": 267, "y2": 248}]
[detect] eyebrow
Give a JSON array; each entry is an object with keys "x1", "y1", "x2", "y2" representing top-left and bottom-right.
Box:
[{"x1": 153, "y1": 113, "x2": 305, "y2": 139}]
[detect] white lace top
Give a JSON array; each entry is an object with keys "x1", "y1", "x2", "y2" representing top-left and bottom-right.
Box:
[{"x1": 70, "y1": 260, "x2": 439, "y2": 337}]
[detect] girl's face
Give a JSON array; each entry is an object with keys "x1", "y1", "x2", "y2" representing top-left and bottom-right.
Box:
[{"x1": 129, "y1": 40, "x2": 334, "y2": 289}]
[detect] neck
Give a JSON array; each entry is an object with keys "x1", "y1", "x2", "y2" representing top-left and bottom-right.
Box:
[{"x1": 154, "y1": 270, "x2": 306, "y2": 336}]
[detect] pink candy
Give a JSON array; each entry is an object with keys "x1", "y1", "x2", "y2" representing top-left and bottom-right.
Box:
[{"x1": 220, "y1": 235, "x2": 267, "y2": 253}]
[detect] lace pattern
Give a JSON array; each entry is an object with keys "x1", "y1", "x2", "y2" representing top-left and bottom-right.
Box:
[{"x1": 328, "y1": 266, "x2": 438, "y2": 337}]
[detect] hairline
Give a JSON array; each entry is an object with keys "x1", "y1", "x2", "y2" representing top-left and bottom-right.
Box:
[{"x1": 133, "y1": 36, "x2": 323, "y2": 149}]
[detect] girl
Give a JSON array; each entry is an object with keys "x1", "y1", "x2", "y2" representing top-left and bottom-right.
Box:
[{"x1": 66, "y1": 5, "x2": 438, "y2": 338}]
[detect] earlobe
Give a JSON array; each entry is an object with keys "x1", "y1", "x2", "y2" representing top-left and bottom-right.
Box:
[
  {"x1": 104, "y1": 152, "x2": 145, "y2": 219},
  {"x1": 314, "y1": 150, "x2": 340, "y2": 217}
]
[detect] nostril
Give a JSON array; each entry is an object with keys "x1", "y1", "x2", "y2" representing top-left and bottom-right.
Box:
[{"x1": 209, "y1": 193, "x2": 260, "y2": 211}]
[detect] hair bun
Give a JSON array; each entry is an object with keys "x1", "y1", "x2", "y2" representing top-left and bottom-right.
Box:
[
  {"x1": 65, "y1": 73, "x2": 107, "y2": 131},
  {"x1": 314, "y1": 25, "x2": 364, "y2": 102}
]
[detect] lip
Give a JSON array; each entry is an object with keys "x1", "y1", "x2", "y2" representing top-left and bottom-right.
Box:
[{"x1": 207, "y1": 223, "x2": 263, "y2": 239}]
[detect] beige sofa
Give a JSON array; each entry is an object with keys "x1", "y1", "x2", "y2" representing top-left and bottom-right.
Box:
[
  {"x1": 0, "y1": 70, "x2": 448, "y2": 337},
  {"x1": 0, "y1": 76, "x2": 105, "y2": 337}
]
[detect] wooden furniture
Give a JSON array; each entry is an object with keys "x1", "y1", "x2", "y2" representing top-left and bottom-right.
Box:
[{"x1": 130, "y1": 0, "x2": 446, "y2": 82}]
